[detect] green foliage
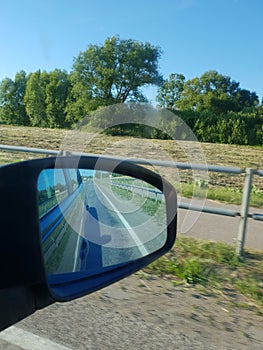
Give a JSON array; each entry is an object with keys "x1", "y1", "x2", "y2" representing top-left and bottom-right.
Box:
[
  {"x1": 0, "y1": 78, "x2": 16, "y2": 124},
  {"x1": 0, "y1": 37, "x2": 262, "y2": 147},
  {"x1": 24, "y1": 70, "x2": 48, "y2": 127},
  {"x1": 83, "y1": 103, "x2": 172, "y2": 139},
  {"x1": 156, "y1": 73, "x2": 185, "y2": 110},
  {"x1": 65, "y1": 80, "x2": 93, "y2": 125},
  {"x1": 145, "y1": 236, "x2": 263, "y2": 309},
  {"x1": 235, "y1": 278, "x2": 263, "y2": 304},
  {"x1": 177, "y1": 182, "x2": 263, "y2": 208},
  {"x1": 157, "y1": 70, "x2": 259, "y2": 114},
  {"x1": 45, "y1": 69, "x2": 70, "y2": 128},
  {"x1": 157, "y1": 71, "x2": 263, "y2": 145},
  {"x1": 175, "y1": 109, "x2": 263, "y2": 146},
  {"x1": 112, "y1": 186, "x2": 133, "y2": 200},
  {"x1": 23, "y1": 69, "x2": 70, "y2": 128},
  {"x1": 0, "y1": 71, "x2": 29, "y2": 125},
  {"x1": 66, "y1": 35, "x2": 162, "y2": 123},
  {"x1": 175, "y1": 257, "x2": 213, "y2": 284},
  {"x1": 0, "y1": 36, "x2": 162, "y2": 128}
]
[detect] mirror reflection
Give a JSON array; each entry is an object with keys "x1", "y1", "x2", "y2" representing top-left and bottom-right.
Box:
[{"x1": 37, "y1": 168, "x2": 167, "y2": 281}]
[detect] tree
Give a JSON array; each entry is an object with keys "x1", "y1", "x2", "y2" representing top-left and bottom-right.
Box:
[
  {"x1": 66, "y1": 35, "x2": 163, "y2": 123},
  {"x1": 24, "y1": 70, "x2": 49, "y2": 127},
  {"x1": 178, "y1": 70, "x2": 242, "y2": 113},
  {"x1": 0, "y1": 71, "x2": 28, "y2": 125},
  {"x1": 234, "y1": 89, "x2": 259, "y2": 110},
  {"x1": 13, "y1": 71, "x2": 29, "y2": 125},
  {"x1": 157, "y1": 70, "x2": 259, "y2": 114},
  {"x1": 0, "y1": 78, "x2": 15, "y2": 124},
  {"x1": 45, "y1": 69, "x2": 70, "y2": 128},
  {"x1": 156, "y1": 73, "x2": 185, "y2": 110},
  {"x1": 65, "y1": 80, "x2": 94, "y2": 125}
]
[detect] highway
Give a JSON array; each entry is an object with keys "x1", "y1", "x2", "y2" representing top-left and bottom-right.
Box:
[{"x1": 41, "y1": 176, "x2": 167, "y2": 282}]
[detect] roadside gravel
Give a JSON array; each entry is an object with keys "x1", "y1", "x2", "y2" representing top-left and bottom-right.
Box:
[{"x1": 11, "y1": 274, "x2": 263, "y2": 350}]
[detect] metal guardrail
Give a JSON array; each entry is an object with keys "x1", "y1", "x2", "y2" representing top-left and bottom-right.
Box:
[
  {"x1": 252, "y1": 213, "x2": 263, "y2": 221},
  {"x1": 0, "y1": 144, "x2": 262, "y2": 256},
  {"x1": 0, "y1": 144, "x2": 59, "y2": 155},
  {"x1": 0, "y1": 144, "x2": 244, "y2": 173}
]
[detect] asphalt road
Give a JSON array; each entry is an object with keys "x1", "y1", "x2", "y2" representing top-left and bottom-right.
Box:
[
  {"x1": 1, "y1": 274, "x2": 263, "y2": 350},
  {"x1": 178, "y1": 197, "x2": 263, "y2": 250},
  {"x1": 44, "y1": 179, "x2": 167, "y2": 282}
]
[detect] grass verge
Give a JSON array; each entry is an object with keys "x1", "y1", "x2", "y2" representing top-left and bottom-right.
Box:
[
  {"x1": 144, "y1": 236, "x2": 263, "y2": 314},
  {"x1": 178, "y1": 182, "x2": 263, "y2": 208}
]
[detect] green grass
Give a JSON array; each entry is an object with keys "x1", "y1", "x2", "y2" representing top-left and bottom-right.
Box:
[
  {"x1": 176, "y1": 182, "x2": 263, "y2": 208},
  {"x1": 144, "y1": 236, "x2": 263, "y2": 313},
  {"x1": 112, "y1": 185, "x2": 133, "y2": 200},
  {"x1": 112, "y1": 184, "x2": 165, "y2": 218},
  {"x1": 141, "y1": 197, "x2": 163, "y2": 217}
]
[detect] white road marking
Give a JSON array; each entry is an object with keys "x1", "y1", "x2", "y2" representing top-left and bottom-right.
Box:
[
  {"x1": 0, "y1": 326, "x2": 72, "y2": 350},
  {"x1": 94, "y1": 182, "x2": 149, "y2": 256}
]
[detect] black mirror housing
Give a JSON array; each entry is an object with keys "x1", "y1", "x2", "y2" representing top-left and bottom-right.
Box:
[{"x1": 0, "y1": 155, "x2": 177, "y2": 331}]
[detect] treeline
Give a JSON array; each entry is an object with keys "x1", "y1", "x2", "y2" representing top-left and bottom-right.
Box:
[
  {"x1": 0, "y1": 36, "x2": 262, "y2": 145},
  {"x1": 160, "y1": 109, "x2": 263, "y2": 145},
  {"x1": 156, "y1": 70, "x2": 263, "y2": 145},
  {"x1": 0, "y1": 69, "x2": 69, "y2": 128},
  {"x1": 0, "y1": 36, "x2": 162, "y2": 129},
  {"x1": 98, "y1": 108, "x2": 263, "y2": 146}
]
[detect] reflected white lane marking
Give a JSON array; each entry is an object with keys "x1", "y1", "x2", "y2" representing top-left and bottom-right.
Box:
[
  {"x1": 95, "y1": 182, "x2": 149, "y2": 256},
  {"x1": 0, "y1": 326, "x2": 72, "y2": 350}
]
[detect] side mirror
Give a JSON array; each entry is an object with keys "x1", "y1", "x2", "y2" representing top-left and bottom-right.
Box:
[{"x1": 0, "y1": 155, "x2": 177, "y2": 330}]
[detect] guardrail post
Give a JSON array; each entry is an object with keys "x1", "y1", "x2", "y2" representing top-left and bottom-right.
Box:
[{"x1": 236, "y1": 168, "x2": 254, "y2": 257}]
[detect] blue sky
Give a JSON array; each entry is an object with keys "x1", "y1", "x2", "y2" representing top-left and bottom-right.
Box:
[{"x1": 1, "y1": 0, "x2": 262, "y2": 103}]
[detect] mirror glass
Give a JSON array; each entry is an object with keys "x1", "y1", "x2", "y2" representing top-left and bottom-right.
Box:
[{"x1": 37, "y1": 168, "x2": 167, "y2": 283}]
